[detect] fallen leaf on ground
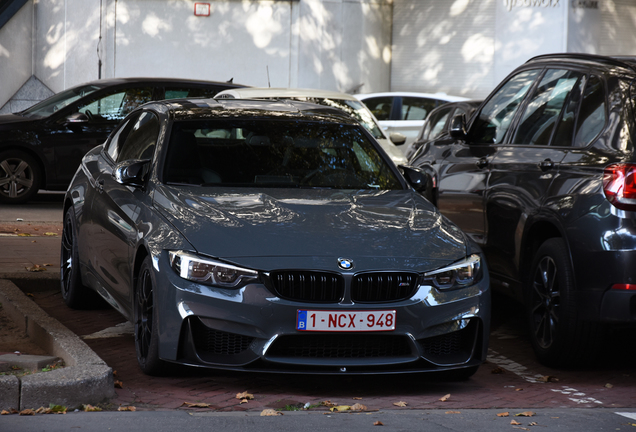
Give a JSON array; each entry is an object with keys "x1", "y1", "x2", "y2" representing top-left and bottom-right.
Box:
[
  {"x1": 491, "y1": 366, "x2": 505, "y2": 374},
  {"x1": 44, "y1": 232, "x2": 58, "y2": 236},
  {"x1": 236, "y1": 391, "x2": 254, "y2": 400},
  {"x1": 19, "y1": 409, "x2": 35, "y2": 415},
  {"x1": 497, "y1": 412, "x2": 510, "y2": 417},
  {"x1": 330, "y1": 405, "x2": 351, "y2": 412},
  {"x1": 1, "y1": 410, "x2": 10, "y2": 415},
  {"x1": 321, "y1": 400, "x2": 337, "y2": 408},
  {"x1": 18, "y1": 233, "x2": 31, "y2": 237},
  {"x1": 353, "y1": 397, "x2": 363, "y2": 400},
  {"x1": 373, "y1": 421, "x2": 383, "y2": 426},
  {"x1": 515, "y1": 411, "x2": 535, "y2": 417},
  {"x1": 445, "y1": 411, "x2": 461, "y2": 414},
  {"x1": 26, "y1": 265, "x2": 46, "y2": 272},
  {"x1": 117, "y1": 406, "x2": 136, "y2": 411},
  {"x1": 181, "y1": 402, "x2": 210, "y2": 408},
  {"x1": 114, "y1": 380, "x2": 123, "y2": 389},
  {"x1": 529, "y1": 422, "x2": 538, "y2": 426},
  {"x1": 240, "y1": 399, "x2": 249, "y2": 404},
  {"x1": 515, "y1": 388, "x2": 523, "y2": 391},
  {"x1": 511, "y1": 419, "x2": 522, "y2": 425},
  {"x1": 393, "y1": 401, "x2": 407, "y2": 407},
  {"x1": 439, "y1": 394, "x2": 451, "y2": 402},
  {"x1": 537, "y1": 375, "x2": 559, "y2": 383},
  {"x1": 260, "y1": 409, "x2": 282, "y2": 416},
  {"x1": 351, "y1": 403, "x2": 367, "y2": 411},
  {"x1": 82, "y1": 404, "x2": 102, "y2": 412},
  {"x1": 605, "y1": 383, "x2": 613, "y2": 388}
]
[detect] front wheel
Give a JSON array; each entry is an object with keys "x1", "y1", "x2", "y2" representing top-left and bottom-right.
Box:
[
  {"x1": 134, "y1": 256, "x2": 166, "y2": 376},
  {"x1": 525, "y1": 238, "x2": 604, "y2": 367},
  {"x1": 0, "y1": 150, "x2": 42, "y2": 203},
  {"x1": 60, "y1": 207, "x2": 100, "y2": 309}
]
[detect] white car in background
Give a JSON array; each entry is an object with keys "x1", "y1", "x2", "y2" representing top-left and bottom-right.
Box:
[
  {"x1": 215, "y1": 87, "x2": 408, "y2": 166},
  {"x1": 356, "y1": 92, "x2": 469, "y2": 148}
]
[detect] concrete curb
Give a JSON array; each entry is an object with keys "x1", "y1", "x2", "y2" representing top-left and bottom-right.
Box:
[{"x1": 0, "y1": 278, "x2": 115, "y2": 410}]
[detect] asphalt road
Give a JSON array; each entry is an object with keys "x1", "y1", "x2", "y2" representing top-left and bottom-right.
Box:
[{"x1": 2, "y1": 191, "x2": 636, "y2": 425}]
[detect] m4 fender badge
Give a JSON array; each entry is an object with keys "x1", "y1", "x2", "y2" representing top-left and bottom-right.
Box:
[{"x1": 338, "y1": 257, "x2": 354, "y2": 270}]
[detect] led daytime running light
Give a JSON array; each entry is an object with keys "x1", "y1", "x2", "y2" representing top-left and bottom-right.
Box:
[{"x1": 169, "y1": 251, "x2": 258, "y2": 288}]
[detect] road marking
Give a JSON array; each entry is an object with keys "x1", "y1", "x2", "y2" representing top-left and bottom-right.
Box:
[
  {"x1": 616, "y1": 413, "x2": 636, "y2": 421},
  {"x1": 487, "y1": 349, "x2": 604, "y2": 405},
  {"x1": 82, "y1": 322, "x2": 133, "y2": 339}
]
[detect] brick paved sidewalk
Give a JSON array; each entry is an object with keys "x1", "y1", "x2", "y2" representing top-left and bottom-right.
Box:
[{"x1": 27, "y1": 289, "x2": 636, "y2": 413}]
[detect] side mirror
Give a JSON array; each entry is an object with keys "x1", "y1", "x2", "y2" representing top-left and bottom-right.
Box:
[
  {"x1": 66, "y1": 112, "x2": 89, "y2": 123},
  {"x1": 389, "y1": 132, "x2": 407, "y2": 146},
  {"x1": 449, "y1": 114, "x2": 467, "y2": 139},
  {"x1": 399, "y1": 165, "x2": 430, "y2": 193},
  {"x1": 113, "y1": 159, "x2": 151, "y2": 187}
]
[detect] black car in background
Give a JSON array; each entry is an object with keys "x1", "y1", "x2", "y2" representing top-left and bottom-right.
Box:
[
  {"x1": 405, "y1": 100, "x2": 483, "y2": 160},
  {"x1": 0, "y1": 77, "x2": 244, "y2": 203},
  {"x1": 410, "y1": 53, "x2": 636, "y2": 367}
]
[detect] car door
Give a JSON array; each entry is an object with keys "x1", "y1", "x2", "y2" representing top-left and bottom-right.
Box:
[
  {"x1": 44, "y1": 86, "x2": 155, "y2": 186},
  {"x1": 435, "y1": 69, "x2": 542, "y2": 245},
  {"x1": 485, "y1": 68, "x2": 586, "y2": 281},
  {"x1": 85, "y1": 110, "x2": 160, "y2": 310}
]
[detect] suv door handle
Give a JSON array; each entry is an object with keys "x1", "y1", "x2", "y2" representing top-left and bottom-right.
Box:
[
  {"x1": 476, "y1": 158, "x2": 489, "y2": 169},
  {"x1": 538, "y1": 159, "x2": 554, "y2": 171}
]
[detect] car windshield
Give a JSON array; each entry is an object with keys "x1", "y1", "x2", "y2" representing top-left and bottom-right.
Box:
[
  {"x1": 163, "y1": 119, "x2": 402, "y2": 190},
  {"x1": 19, "y1": 84, "x2": 102, "y2": 118}
]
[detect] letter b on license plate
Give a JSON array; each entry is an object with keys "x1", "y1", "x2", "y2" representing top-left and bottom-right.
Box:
[{"x1": 297, "y1": 310, "x2": 396, "y2": 332}]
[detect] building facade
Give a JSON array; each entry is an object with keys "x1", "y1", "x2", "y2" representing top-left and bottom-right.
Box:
[{"x1": 1, "y1": 0, "x2": 635, "y2": 112}]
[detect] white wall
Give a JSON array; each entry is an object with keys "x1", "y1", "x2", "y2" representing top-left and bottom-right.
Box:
[
  {"x1": 0, "y1": 1, "x2": 33, "y2": 107},
  {"x1": 391, "y1": 0, "x2": 497, "y2": 99}
]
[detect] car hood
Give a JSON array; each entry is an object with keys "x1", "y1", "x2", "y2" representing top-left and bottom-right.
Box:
[
  {"x1": 0, "y1": 113, "x2": 33, "y2": 130},
  {"x1": 153, "y1": 187, "x2": 467, "y2": 272}
]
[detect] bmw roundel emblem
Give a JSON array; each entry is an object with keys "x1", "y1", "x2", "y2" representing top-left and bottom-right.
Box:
[{"x1": 338, "y1": 257, "x2": 354, "y2": 270}]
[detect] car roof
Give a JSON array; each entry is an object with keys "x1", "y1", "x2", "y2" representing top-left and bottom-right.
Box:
[
  {"x1": 355, "y1": 92, "x2": 469, "y2": 102},
  {"x1": 154, "y1": 97, "x2": 362, "y2": 124},
  {"x1": 66, "y1": 76, "x2": 246, "y2": 90},
  {"x1": 525, "y1": 53, "x2": 636, "y2": 74},
  {"x1": 215, "y1": 87, "x2": 361, "y2": 102}
]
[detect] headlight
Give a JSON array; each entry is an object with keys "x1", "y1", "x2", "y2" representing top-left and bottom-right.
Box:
[
  {"x1": 422, "y1": 255, "x2": 481, "y2": 290},
  {"x1": 168, "y1": 251, "x2": 259, "y2": 288}
]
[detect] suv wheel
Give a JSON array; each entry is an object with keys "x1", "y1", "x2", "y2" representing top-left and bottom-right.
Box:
[
  {"x1": 0, "y1": 150, "x2": 42, "y2": 204},
  {"x1": 525, "y1": 238, "x2": 604, "y2": 367}
]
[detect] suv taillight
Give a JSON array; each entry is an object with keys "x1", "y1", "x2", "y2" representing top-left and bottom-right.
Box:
[{"x1": 603, "y1": 163, "x2": 636, "y2": 211}]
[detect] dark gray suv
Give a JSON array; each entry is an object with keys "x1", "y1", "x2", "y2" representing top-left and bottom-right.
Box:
[{"x1": 410, "y1": 53, "x2": 636, "y2": 367}]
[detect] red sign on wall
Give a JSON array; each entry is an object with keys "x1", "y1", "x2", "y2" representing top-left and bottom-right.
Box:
[{"x1": 194, "y1": 3, "x2": 211, "y2": 16}]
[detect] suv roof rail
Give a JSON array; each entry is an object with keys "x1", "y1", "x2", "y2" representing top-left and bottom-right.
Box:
[{"x1": 526, "y1": 53, "x2": 636, "y2": 74}]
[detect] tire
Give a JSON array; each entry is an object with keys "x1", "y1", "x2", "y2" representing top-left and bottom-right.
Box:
[
  {"x1": 60, "y1": 207, "x2": 101, "y2": 309},
  {"x1": 134, "y1": 256, "x2": 166, "y2": 376},
  {"x1": 0, "y1": 150, "x2": 42, "y2": 204},
  {"x1": 525, "y1": 238, "x2": 604, "y2": 367}
]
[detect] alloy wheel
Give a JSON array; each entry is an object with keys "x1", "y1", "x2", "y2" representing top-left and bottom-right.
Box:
[
  {"x1": 0, "y1": 157, "x2": 34, "y2": 199},
  {"x1": 136, "y1": 269, "x2": 154, "y2": 362},
  {"x1": 530, "y1": 255, "x2": 560, "y2": 349}
]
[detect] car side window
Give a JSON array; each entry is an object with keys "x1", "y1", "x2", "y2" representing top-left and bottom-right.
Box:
[
  {"x1": 470, "y1": 69, "x2": 540, "y2": 144},
  {"x1": 512, "y1": 69, "x2": 583, "y2": 146},
  {"x1": 574, "y1": 75, "x2": 606, "y2": 147},
  {"x1": 164, "y1": 86, "x2": 221, "y2": 99},
  {"x1": 78, "y1": 87, "x2": 153, "y2": 122},
  {"x1": 117, "y1": 112, "x2": 161, "y2": 162},
  {"x1": 402, "y1": 97, "x2": 437, "y2": 121},
  {"x1": 423, "y1": 107, "x2": 452, "y2": 140},
  {"x1": 363, "y1": 97, "x2": 393, "y2": 121}
]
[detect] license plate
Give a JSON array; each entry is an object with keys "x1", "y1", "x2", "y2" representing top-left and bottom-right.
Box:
[{"x1": 296, "y1": 310, "x2": 396, "y2": 332}]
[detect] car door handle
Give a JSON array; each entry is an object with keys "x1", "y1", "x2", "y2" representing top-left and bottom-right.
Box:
[
  {"x1": 476, "y1": 158, "x2": 489, "y2": 169},
  {"x1": 538, "y1": 159, "x2": 554, "y2": 171}
]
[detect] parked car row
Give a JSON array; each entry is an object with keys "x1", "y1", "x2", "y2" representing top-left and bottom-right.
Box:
[{"x1": 6, "y1": 52, "x2": 633, "y2": 375}]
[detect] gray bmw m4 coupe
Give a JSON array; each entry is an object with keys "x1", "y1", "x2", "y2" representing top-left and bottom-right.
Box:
[{"x1": 61, "y1": 97, "x2": 490, "y2": 378}]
